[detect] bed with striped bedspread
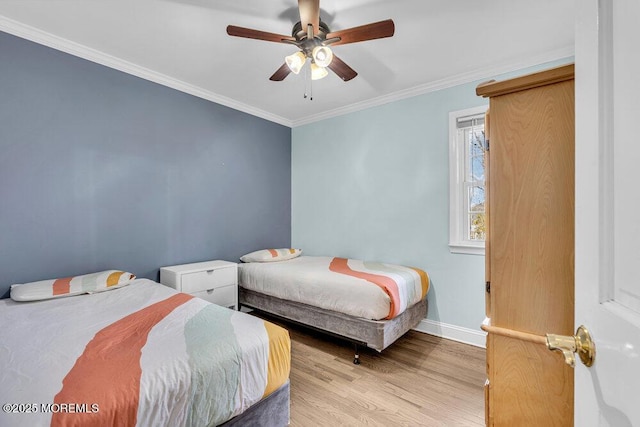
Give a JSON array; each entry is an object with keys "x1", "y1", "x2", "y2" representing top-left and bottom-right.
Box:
[
  {"x1": 239, "y1": 256, "x2": 430, "y2": 321},
  {"x1": 0, "y1": 279, "x2": 290, "y2": 427}
]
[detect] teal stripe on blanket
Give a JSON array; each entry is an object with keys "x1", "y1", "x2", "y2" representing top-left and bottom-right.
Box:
[{"x1": 184, "y1": 305, "x2": 241, "y2": 426}]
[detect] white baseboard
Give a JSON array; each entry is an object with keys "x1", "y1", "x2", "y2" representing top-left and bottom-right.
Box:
[{"x1": 413, "y1": 319, "x2": 486, "y2": 348}]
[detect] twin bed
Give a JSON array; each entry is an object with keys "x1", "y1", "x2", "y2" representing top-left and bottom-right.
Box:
[
  {"x1": 1, "y1": 251, "x2": 429, "y2": 425},
  {"x1": 0, "y1": 277, "x2": 290, "y2": 427},
  {"x1": 238, "y1": 251, "x2": 430, "y2": 364}
]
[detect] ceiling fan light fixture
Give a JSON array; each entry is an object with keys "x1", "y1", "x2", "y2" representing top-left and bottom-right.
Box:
[
  {"x1": 285, "y1": 51, "x2": 306, "y2": 74},
  {"x1": 312, "y1": 46, "x2": 333, "y2": 67},
  {"x1": 310, "y1": 62, "x2": 328, "y2": 80},
  {"x1": 226, "y1": 0, "x2": 395, "y2": 83}
]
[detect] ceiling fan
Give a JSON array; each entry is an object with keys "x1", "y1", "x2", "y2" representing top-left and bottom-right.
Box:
[{"x1": 226, "y1": 0, "x2": 395, "y2": 82}]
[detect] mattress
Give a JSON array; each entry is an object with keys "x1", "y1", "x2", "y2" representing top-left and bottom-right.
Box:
[
  {"x1": 0, "y1": 279, "x2": 290, "y2": 427},
  {"x1": 239, "y1": 256, "x2": 429, "y2": 320}
]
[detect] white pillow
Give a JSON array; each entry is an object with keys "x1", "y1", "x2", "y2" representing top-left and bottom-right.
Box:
[
  {"x1": 240, "y1": 248, "x2": 302, "y2": 263},
  {"x1": 10, "y1": 270, "x2": 136, "y2": 302}
]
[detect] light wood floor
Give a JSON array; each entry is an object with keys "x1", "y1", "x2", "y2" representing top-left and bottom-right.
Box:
[{"x1": 259, "y1": 313, "x2": 486, "y2": 426}]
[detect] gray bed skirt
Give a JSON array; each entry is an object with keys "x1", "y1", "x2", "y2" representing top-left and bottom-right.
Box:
[
  {"x1": 239, "y1": 287, "x2": 428, "y2": 352},
  {"x1": 219, "y1": 380, "x2": 290, "y2": 427}
]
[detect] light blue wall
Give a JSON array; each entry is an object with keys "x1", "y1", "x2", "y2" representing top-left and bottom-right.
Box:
[
  {"x1": 0, "y1": 31, "x2": 291, "y2": 297},
  {"x1": 292, "y1": 59, "x2": 573, "y2": 331}
]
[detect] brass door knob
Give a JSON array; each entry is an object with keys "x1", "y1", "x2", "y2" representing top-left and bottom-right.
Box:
[{"x1": 546, "y1": 325, "x2": 596, "y2": 368}]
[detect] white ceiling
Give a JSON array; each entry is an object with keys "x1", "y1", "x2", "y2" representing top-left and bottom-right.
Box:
[{"x1": 0, "y1": 1, "x2": 575, "y2": 127}]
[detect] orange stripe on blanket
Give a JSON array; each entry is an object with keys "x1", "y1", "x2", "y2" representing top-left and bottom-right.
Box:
[
  {"x1": 329, "y1": 257, "x2": 400, "y2": 319},
  {"x1": 51, "y1": 293, "x2": 194, "y2": 427},
  {"x1": 52, "y1": 277, "x2": 72, "y2": 296},
  {"x1": 410, "y1": 267, "x2": 430, "y2": 299},
  {"x1": 268, "y1": 249, "x2": 278, "y2": 257}
]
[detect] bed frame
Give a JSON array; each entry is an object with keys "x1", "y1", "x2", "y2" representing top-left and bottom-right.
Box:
[
  {"x1": 240, "y1": 287, "x2": 427, "y2": 364},
  {"x1": 221, "y1": 380, "x2": 290, "y2": 427}
]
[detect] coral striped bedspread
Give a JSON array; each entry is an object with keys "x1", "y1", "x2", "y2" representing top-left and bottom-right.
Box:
[
  {"x1": 0, "y1": 279, "x2": 290, "y2": 427},
  {"x1": 239, "y1": 256, "x2": 430, "y2": 320}
]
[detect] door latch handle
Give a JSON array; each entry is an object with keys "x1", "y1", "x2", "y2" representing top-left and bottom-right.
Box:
[{"x1": 546, "y1": 325, "x2": 596, "y2": 368}]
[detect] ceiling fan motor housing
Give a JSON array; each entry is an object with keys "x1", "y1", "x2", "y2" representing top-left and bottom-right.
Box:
[
  {"x1": 291, "y1": 20, "x2": 333, "y2": 59},
  {"x1": 292, "y1": 20, "x2": 331, "y2": 40}
]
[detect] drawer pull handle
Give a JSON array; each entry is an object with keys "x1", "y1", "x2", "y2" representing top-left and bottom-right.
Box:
[
  {"x1": 207, "y1": 289, "x2": 215, "y2": 294},
  {"x1": 206, "y1": 270, "x2": 214, "y2": 273}
]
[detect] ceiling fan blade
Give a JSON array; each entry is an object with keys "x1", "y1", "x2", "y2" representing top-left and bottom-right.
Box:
[
  {"x1": 269, "y1": 63, "x2": 292, "y2": 81},
  {"x1": 328, "y1": 55, "x2": 358, "y2": 82},
  {"x1": 326, "y1": 19, "x2": 395, "y2": 46},
  {"x1": 226, "y1": 25, "x2": 296, "y2": 44},
  {"x1": 298, "y1": 0, "x2": 320, "y2": 36}
]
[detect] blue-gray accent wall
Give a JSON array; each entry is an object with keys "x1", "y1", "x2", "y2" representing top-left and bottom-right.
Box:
[{"x1": 0, "y1": 31, "x2": 291, "y2": 297}]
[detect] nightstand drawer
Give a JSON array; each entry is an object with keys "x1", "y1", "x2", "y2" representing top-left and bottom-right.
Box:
[
  {"x1": 192, "y1": 284, "x2": 237, "y2": 308},
  {"x1": 160, "y1": 260, "x2": 238, "y2": 310},
  {"x1": 182, "y1": 267, "x2": 236, "y2": 294}
]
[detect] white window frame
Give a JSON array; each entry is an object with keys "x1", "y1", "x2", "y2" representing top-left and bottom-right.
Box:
[{"x1": 449, "y1": 105, "x2": 487, "y2": 255}]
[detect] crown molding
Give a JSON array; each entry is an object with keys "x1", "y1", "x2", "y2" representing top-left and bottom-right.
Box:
[
  {"x1": 290, "y1": 46, "x2": 575, "y2": 127},
  {"x1": 0, "y1": 16, "x2": 294, "y2": 128},
  {"x1": 1, "y1": 15, "x2": 572, "y2": 129}
]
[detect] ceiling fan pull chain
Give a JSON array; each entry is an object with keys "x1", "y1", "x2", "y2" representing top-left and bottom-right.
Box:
[
  {"x1": 303, "y1": 63, "x2": 311, "y2": 100},
  {"x1": 308, "y1": 64, "x2": 314, "y2": 101},
  {"x1": 303, "y1": 63, "x2": 308, "y2": 99}
]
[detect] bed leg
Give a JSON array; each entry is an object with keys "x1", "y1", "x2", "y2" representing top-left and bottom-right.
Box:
[{"x1": 353, "y1": 344, "x2": 361, "y2": 365}]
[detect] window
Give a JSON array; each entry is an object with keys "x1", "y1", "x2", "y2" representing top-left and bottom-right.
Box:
[{"x1": 449, "y1": 106, "x2": 487, "y2": 255}]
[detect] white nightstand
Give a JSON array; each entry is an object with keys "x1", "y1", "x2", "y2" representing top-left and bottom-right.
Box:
[{"x1": 160, "y1": 260, "x2": 238, "y2": 310}]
